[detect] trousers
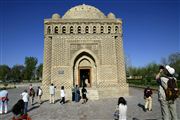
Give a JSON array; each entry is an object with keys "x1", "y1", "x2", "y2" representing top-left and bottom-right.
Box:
[
  {"x1": 159, "y1": 99, "x2": 178, "y2": 120},
  {"x1": 145, "y1": 96, "x2": 152, "y2": 111},
  {"x1": 50, "y1": 94, "x2": 55, "y2": 103},
  {"x1": 0, "y1": 100, "x2": 8, "y2": 114}
]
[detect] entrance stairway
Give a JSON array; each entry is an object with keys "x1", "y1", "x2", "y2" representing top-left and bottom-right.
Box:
[{"x1": 86, "y1": 88, "x2": 99, "y2": 100}]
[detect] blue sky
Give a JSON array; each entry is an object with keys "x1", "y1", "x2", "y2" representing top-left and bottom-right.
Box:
[{"x1": 0, "y1": 0, "x2": 179, "y2": 67}]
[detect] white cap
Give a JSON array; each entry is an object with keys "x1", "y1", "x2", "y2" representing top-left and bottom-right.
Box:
[{"x1": 165, "y1": 65, "x2": 175, "y2": 75}]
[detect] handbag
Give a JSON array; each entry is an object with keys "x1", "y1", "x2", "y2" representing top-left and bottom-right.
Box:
[{"x1": 113, "y1": 108, "x2": 119, "y2": 120}]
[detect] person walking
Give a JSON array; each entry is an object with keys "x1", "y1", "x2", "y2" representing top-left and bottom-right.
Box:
[
  {"x1": 0, "y1": 88, "x2": 8, "y2": 114},
  {"x1": 144, "y1": 86, "x2": 153, "y2": 111},
  {"x1": 81, "y1": 86, "x2": 88, "y2": 104},
  {"x1": 60, "y1": 86, "x2": 65, "y2": 104},
  {"x1": 21, "y1": 90, "x2": 29, "y2": 115},
  {"x1": 156, "y1": 65, "x2": 178, "y2": 120},
  {"x1": 118, "y1": 97, "x2": 127, "y2": 120},
  {"x1": 37, "y1": 86, "x2": 43, "y2": 105},
  {"x1": 49, "y1": 83, "x2": 56, "y2": 104}
]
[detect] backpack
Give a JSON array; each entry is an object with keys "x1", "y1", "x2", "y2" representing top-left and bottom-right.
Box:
[
  {"x1": 12, "y1": 99, "x2": 24, "y2": 115},
  {"x1": 29, "y1": 88, "x2": 35, "y2": 97},
  {"x1": 165, "y1": 77, "x2": 179, "y2": 101}
]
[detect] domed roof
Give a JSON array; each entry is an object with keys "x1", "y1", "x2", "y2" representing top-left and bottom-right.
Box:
[
  {"x1": 107, "y1": 13, "x2": 116, "y2": 19},
  {"x1": 62, "y1": 4, "x2": 106, "y2": 19},
  {"x1": 52, "y1": 13, "x2": 61, "y2": 20}
]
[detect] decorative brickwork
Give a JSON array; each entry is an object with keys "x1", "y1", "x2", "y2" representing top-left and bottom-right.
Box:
[{"x1": 42, "y1": 4, "x2": 129, "y2": 100}]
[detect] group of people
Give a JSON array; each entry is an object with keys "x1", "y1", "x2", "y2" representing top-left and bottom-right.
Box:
[
  {"x1": 114, "y1": 65, "x2": 178, "y2": 120},
  {"x1": 49, "y1": 84, "x2": 88, "y2": 105},
  {"x1": 11, "y1": 85, "x2": 43, "y2": 120},
  {"x1": 0, "y1": 65, "x2": 178, "y2": 120},
  {"x1": 72, "y1": 85, "x2": 88, "y2": 104}
]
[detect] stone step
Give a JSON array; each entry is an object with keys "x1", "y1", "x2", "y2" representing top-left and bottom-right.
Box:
[{"x1": 85, "y1": 88, "x2": 99, "y2": 100}]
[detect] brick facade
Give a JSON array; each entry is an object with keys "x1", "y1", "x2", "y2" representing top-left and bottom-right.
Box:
[{"x1": 42, "y1": 4, "x2": 129, "y2": 100}]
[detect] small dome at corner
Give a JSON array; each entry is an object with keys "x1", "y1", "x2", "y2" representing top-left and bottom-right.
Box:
[
  {"x1": 107, "y1": 13, "x2": 116, "y2": 19},
  {"x1": 52, "y1": 13, "x2": 61, "y2": 20}
]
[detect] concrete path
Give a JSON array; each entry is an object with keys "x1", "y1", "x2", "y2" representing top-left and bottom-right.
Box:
[{"x1": 1, "y1": 86, "x2": 180, "y2": 120}]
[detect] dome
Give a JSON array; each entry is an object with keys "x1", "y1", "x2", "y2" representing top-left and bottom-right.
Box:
[
  {"x1": 62, "y1": 4, "x2": 106, "y2": 19},
  {"x1": 107, "y1": 12, "x2": 116, "y2": 19},
  {"x1": 52, "y1": 13, "x2": 61, "y2": 20}
]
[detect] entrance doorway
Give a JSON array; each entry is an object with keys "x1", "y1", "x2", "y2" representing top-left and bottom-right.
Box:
[{"x1": 79, "y1": 68, "x2": 91, "y2": 87}]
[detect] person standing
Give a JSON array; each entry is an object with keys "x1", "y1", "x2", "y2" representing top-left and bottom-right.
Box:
[
  {"x1": 49, "y1": 83, "x2": 56, "y2": 104},
  {"x1": 60, "y1": 86, "x2": 65, "y2": 104},
  {"x1": 156, "y1": 65, "x2": 178, "y2": 120},
  {"x1": 81, "y1": 86, "x2": 88, "y2": 104},
  {"x1": 74, "y1": 85, "x2": 80, "y2": 102},
  {"x1": 37, "y1": 86, "x2": 43, "y2": 105},
  {"x1": 29, "y1": 84, "x2": 32, "y2": 90},
  {"x1": 144, "y1": 86, "x2": 153, "y2": 111},
  {"x1": 72, "y1": 86, "x2": 75, "y2": 102},
  {"x1": 118, "y1": 97, "x2": 127, "y2": 120},
  {"x1": 0, "y1": 88, "x2": 8, "y2": 114},
  {"x1": 21, "y1": 90, "x2": 29, "y2": 115},
  {"x1": 29, "y1": 87, "x2": 35, "y2": 105}
]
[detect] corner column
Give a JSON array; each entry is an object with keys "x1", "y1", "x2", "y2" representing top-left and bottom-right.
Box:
[{"x1": 42, "y1": 36, "x2": 52, "y2": 100}]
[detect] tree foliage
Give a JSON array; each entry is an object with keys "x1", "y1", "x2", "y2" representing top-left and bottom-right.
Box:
[
  {"x1": 23, "y1": 57, "x2": 38, "y2": 80},
  {"x1": 164, "y1": 52, "x2": 180, "y2": 79},
  {"x1": 11, "y1": 65, "x2": 25, "y2": 82},
  {"x1": 0, "y1": 65, "x2": 11, "y2": 81},
  {"x1": 36, "y1": 63, "x2": 43, "y2": 80},
  {"x1": 127, "y1": 52, "x2": 180, "y2": 82}
]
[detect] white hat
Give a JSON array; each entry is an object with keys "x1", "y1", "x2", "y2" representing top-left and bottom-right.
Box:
[{"x1": 165, "y1": 65, "x2": 175, "y2": 75}]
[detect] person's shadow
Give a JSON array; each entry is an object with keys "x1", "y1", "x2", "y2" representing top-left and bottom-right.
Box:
[
  {"x1": 132, "y1": 118, "x2": 140, "y2": 120},
  {"x1": 28, "y1": 105, "x2": 40, "y2": 112},
  {"x1": 137, "y1": 103, "x2": 146, "y2": 112}
]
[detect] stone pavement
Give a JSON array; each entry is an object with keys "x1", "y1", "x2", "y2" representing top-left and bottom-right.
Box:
[{"x1": 1, "y1": 86, "x2": 180, "y2": 120}]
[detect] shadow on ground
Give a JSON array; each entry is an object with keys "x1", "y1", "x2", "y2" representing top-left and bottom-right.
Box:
[
  {"x1": 28, "y1": 105, "x2": 40, "y2": 112},
  {"x1": 137, "y1": 103, "x2": 146, "y2": 112}
]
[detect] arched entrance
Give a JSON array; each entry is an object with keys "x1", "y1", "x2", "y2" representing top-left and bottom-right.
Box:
[{"x1": 72, "y1": 51, "x2": 97, "y2": 87}]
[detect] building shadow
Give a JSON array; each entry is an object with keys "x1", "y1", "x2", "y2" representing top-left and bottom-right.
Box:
[{"x1": 137, "y1": 103, "x2": 146, "y2": 112}]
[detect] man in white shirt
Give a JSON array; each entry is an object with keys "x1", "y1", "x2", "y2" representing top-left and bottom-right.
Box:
[
  {"x1": 21, "y1": 90, "x2": 29, "y2": 114},
  {"x1": 49, "y1": 83, "x2": 55, "y2": 104},
  {"x1": 0, "y1": 88, "x2": 8, "y2": 114}
]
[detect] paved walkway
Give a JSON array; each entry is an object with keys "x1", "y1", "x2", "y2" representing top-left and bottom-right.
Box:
[{"x1": 1, "y1": 86, "x2": 180, "y2": 120}]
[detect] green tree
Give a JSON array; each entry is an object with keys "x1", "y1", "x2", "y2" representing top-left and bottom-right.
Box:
[
  {"x1": 0, "y1": 65, "x2": 11, "y2": 81},
  {"x1": 23, "y1": 57, "x2": 38, "y2": 81},
  {"x1": 167, "y1": 52, "x2": 180, "y2": 79},
  {"x1": 36, "y1": 63, "x2": 43, "y2": 80},
  {"x1": 11, "y1": 65, "x2": 25, "y2": 82}
]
